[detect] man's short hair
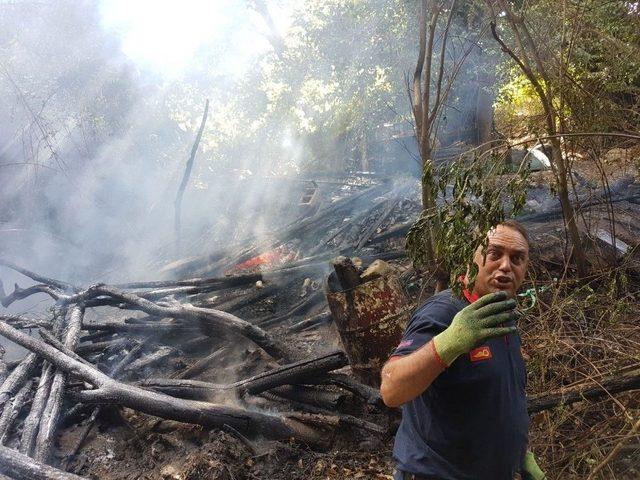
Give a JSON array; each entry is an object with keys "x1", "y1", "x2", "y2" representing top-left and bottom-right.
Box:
[{"x1": 499, "y1": 220, "x2": 529, "y2": 246}]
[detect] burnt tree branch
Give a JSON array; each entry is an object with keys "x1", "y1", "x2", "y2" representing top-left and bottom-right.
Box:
[
  {"x1": 0, "y1": 444, "x2": 86, "y2": 480},
  {"x1": 175, "y1": 98, "x2": 209, "y2": 248},
  {"x1": 139, "y1": 351, "x2": 348, "y2": 399},
  {"x1": 62, "y1": 284, "x2": 289, "y2": 360},
  {"x1": 34, "y1": 305, "x2": 85, "y2": 462},
  {"x1": 0, "y1": 319, "x2": 329, "y2": 446}
]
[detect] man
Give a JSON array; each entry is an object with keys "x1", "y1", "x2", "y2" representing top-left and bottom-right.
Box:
[{"x1": 380, "y1": 221, "x2": 545, "y2": 480}]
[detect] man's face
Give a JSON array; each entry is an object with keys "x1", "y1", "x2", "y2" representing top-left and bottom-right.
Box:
[{"x1": 471, "y1": 225, "x2": 529, "y2": 298}]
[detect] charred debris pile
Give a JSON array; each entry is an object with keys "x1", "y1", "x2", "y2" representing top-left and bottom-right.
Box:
[
  {"x1": 0, "y1": 175, "x2": 420, "y2": 479},
  {"x1": 1, "y1": 172, "x2": 640, "y2": 479}
]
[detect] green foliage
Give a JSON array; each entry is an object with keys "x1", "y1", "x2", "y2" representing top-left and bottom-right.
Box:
[
  {"x1": 492, "y1": 0, "x2": 640, "y2": 135},
  {"x1": 406, "y1": 152, "x2": 530, "y2": 295}
]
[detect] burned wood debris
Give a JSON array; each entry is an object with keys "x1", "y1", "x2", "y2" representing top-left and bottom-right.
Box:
[
  {"x1": 1, "y1": 174, "x2": 640, "y2": 479},
  {"x1": 0, "y1": 177, "x2": 421, "y2": 478}
]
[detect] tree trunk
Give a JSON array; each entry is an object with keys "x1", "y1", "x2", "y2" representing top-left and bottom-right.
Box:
[{"x1": 548, "y1": 137, "x2": 589, "y2": 277}]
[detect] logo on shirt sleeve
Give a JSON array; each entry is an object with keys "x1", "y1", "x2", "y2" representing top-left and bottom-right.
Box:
[
  {"x1": 397, "y1": 340, "x2": 413, "y2": 349},
  {"x1": 469, "y1": 346, "x2": 492, "y2": 362}
]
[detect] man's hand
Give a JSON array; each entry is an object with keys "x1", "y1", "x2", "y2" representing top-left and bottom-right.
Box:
[
  {"x1": 432, "y1": 291, "x2": 517, "y2": 366},
  {"x1": 522, "y1": 451, "x2": 546, "y2": 480}
]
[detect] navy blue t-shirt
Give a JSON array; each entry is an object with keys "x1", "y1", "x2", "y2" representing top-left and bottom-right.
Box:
[{"x1": 392, "y1": 289, "x2": 529, "y2": 480}]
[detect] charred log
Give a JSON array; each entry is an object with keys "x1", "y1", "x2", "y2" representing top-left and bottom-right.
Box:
[
  {"x1": 62, "y1": 285, "x2": 289, "y2": 360},
  {"x1": 257, "y1": 289, "x2": 324, "y2": 327},
  {"x1": 0, "y1": 353, "x2": 38, "y2": 408},
  {"x1": 0, "y1": 444, "x2": 86, "y2": 479},
  {"x1": 0, "y1": 380, "x2": 32, "y2": 444},
  {"x1": 175, "y1": 346, "x2": 228, "y2": 380},
  {"x1": 266, "y1": 385, "x2": 346, "y2": 411},
  {"x1": 527, "y1": 373, "x2": 640, "y2": 413},
  {"x1": 34, "y1": 305, "x2": 84, "y2": 463},
  {"x1": 288, "y1": 311, "x2": 332, "y2": 333},
  {"x1": 124, "y1": 346, "x2": 176, "y2": 373},
  {"x1": 0, "y1": 319, "x2": 330, "y2": 445},
  {"x1": 140, "y1": 350, "x2": 348, "y2": 399},
  {"x1": 320, "y1": 373, "x2": 384, "y2": 408},
  {"x1": 20, "y1": 363, "x2": 54, "y2": 456},
  {"x1": 113, "y1": 272, "x2": 262, "y2": 290}
]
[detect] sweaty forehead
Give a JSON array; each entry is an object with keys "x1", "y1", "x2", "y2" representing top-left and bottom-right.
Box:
[{"x1": 486, "y1": 226, "x2": 529, "y2": 253}]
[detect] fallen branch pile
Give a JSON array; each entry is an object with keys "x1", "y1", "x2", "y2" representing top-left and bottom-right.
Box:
[{"x1": 0, "y1": 260, "x2": 387, "y2": 478}]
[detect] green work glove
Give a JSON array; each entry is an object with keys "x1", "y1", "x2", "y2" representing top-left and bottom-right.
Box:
[
  {"x1": 522, "y1": 451, "x2": 546, "y2": 480},
  {"x1": 432, "y1": 291, "x2": 518, "y2": 366}
]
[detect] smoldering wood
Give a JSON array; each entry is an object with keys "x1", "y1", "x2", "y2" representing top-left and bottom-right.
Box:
[
  {"x1": 269, "y1": 394, "x2": 386, "y2": 434},
  {"x1": 0, "y1": 319, "x2": 330, "y2": 445},
  {"x1": 60, "y1": 340, "x2": 146, "y2": 430},
  {"x1": 124, "y1": 346, "x2": 176, "y2": 373},
  {"x1": 0, "y1": 444, "x2": 87, "y2": 480},
  {"x1": 62, "y1": 284, "x2": 289, "y2": 361},
  {"x1": 288, "y1": 311, "x2": 332, "y2": 333},
  {"x1": 333, "y1": 195, "x2": 397, "y2": 251},
  {"x1": 78, "y1": 331, "x2": 116, "y2": 344},
  {"x1": 367, "y1": 221, "x2": 412, "y2": 244},
  {"x1": 0, "y1": 353, "x2": 38, "y2": 408},
  {"x1": 355, "y1": 197, "x2": 402, "y2": 250},
  {"x1": 34, "y1": 305, "x2": 84, "y2": 463},
  {"x1": 257, "y1": 288, "x2": 324, "y2": 327},
  {"x1": 82, "y1": 321, "x2": 198, "y2": 335},
  {"x1": 177, "y1": 335, "x2": 213, "y2": 353},
  {"x1": 20, "y1": 314, "x2": 66, "y2": 457},
  {"x1": 139, "y1": 351, "x2": 348, "y2": 399},
  {"x1": 258, "y1": 249, "x2": 405, "y2": 282},
  {"x1": 212, "y1": 283, "x2": 277, "y2": 313},
  {"x1": 222, "y1": 423, "x2": 258, "y2": 456},
  {"x1": 64, "y1": 340, "x2": 147, "y2": 465},
  {"x1": 174, "y1": 346, "x2": 228, "y2": 380},
  {"x1": 39, "y1": 329, "x2": 95, "y2": 367},
  {"x1": 64, "y1": 405, "x2": 99, "y2": 465},
  {"x1": 20, "y1": 363, "x2": 54, "y2": 456},
  {"x1": 198, "y1": 184, "x2": 388, "y2": 277},
  {"x1": 319, "y1": 373, "x2": 384, "y2": 408},
  {"x1": 0, "y1": 266, "x2": 287, "y2": 358},
  {"x1": 305, "y1": 191, "x2": 398, "y2": 257},
  {"x1": 0, "y1": 379, "x2": 32, "y2": 444},
  {"x1": 2, "y1": 316, "x2": 51, "y2": 330},
  {"x1": 237, "y1": 351, "x2": 348, "y2": 395},
  {"x1": 81, "y1": 285, "x2": 230, "y2": 308},
  {"x1": 114, "y1": 272, "x2": 263, "y2": 291},
  {"x1": 75, "y1": 338, "x2": 132, "y2": 356},
  {"x1": 63, "y1": 404, "x2": 106, "y2": 463},
  {"x1": 266, "y1": 385, "x2": 346, "y2": 411},
  {"x1": 527, "y1": 373, "x2": 640, "y2": 413}
]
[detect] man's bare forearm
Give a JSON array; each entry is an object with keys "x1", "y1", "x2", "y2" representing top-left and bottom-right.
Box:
[{"x1": 379, "y1": 340, "x2": 446, "y2": 407}]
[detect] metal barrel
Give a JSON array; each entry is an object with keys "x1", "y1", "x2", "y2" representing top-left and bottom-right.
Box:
[{"x1": 325, "y1": 273, "x2": 412, "y2": 387}]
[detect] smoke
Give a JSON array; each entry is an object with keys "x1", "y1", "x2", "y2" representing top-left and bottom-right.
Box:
[
  {"x1": 0, "y1": 0, "x2": 485, "y2": 291},
  {"x1": 0, "y1": 0, "x2": 292, "y2": 283}
]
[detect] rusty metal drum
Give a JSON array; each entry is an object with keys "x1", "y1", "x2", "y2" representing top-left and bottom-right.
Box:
[{"x1": 325, "y1": 273, "x2": 412, "y2": 387}]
